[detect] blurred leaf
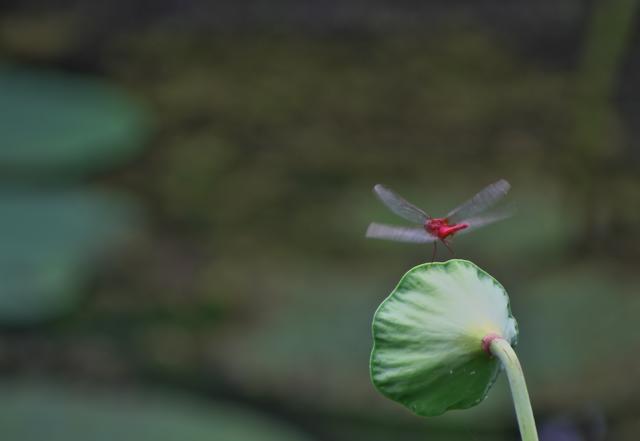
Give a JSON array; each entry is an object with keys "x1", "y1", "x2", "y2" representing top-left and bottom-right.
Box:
[
  {"x1": 0, "y1": 382, "x2": 311, "y2": 441},
  {"x1": 0, "y1": 64, "x2": 149, "y2": 179},
  {"x1": 0, "y1": 189, "x2": 139, "y2": 324},
  {"x1": 209, "y1": 261, "x2": 380, "y2": 411},
  {"x1": 514, "y1": 262, "x2": 640, "y2": 408}
]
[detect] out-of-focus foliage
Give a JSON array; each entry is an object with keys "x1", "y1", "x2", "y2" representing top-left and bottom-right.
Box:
[
  {"x1": 0, "y1": 63, "x2": 147, "y2": 325},
  {"x1": 516, "y1": 262, "x2": 640, "y2": 408},
  {"x1": 0, "y1": 190, "x2": 139, "y2": 324},
  {"x1": 0, "y1": 64, "x2": 148, "y2": 179},
  {"x1": 0, "y1": 382, "x2": 311, "y2": 441}
]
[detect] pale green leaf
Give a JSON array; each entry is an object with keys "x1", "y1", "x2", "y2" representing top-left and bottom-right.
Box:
[{"x1": 370, "y1": 259, "x2": 518, "y2": 416}]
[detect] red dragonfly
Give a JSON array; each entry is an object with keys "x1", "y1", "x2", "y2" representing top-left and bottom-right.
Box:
[{"x1": 366, "y1": 179, "x2": 512, "y2": 258}]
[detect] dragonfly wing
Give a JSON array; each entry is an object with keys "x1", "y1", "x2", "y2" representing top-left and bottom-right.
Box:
[
  {"x1": 456, "y1": 208, "x2": 514, "y2": 236},
  {"x1": 447, "y1": 179, "x2": 511, "y2": 223},
  {"x1": 373, "y1": 184, "x2": 429, "y2": 224},
  {"x1": 366, "y1": 223, "x2": 436, "y2": 243}
]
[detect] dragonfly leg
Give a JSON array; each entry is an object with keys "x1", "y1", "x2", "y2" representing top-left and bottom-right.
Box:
[
  {"x1": 431, "y1": 242, "x2": 437, "y2": 262},
  {"x1": 442, "y1": 239, "x2": 455, "y2": 255}
]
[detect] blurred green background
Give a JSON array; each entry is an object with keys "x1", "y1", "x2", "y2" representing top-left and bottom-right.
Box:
[{"x1": 1, "y1": 1, "x2": 639, "y2": 440}]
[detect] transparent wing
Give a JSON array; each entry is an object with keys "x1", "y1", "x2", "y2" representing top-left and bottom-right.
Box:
[
  {"x1": 455, "y1": 208, "x2": 514, "y2": 236},
  {"x1": 447, "y1": 179, "x2": 511, "y2": 224},
  {"x1": 373, "y1": 184, "x2": 428, "y2": 224},
  {"x1": 366, "y1": 223, "x2": 436, "y2": 243}
]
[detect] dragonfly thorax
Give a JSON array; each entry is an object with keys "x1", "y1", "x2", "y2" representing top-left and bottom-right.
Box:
[{"x1": 425, "y1": 218, "x2": 469, "y2": 240}]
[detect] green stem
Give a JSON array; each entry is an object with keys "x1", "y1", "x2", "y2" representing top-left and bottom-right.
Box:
[{"x1": 489, "y1": 338, "x2": 539, "y2": 441}]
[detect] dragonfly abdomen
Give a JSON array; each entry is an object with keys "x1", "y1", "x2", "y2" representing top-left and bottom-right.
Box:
[{"x1": 439, "y1": 223, "x2": 468, "y2": 239}]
